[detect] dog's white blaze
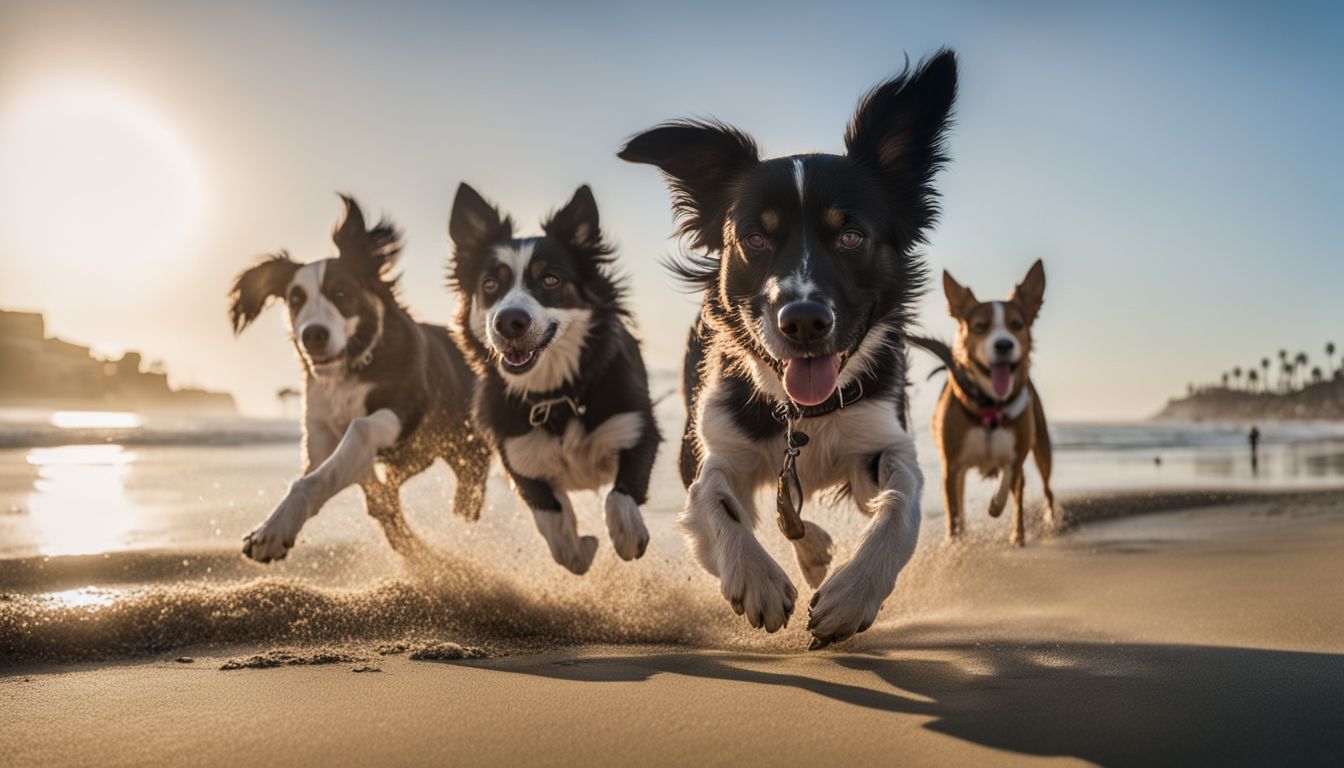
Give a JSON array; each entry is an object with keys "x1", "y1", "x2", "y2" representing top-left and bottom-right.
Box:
[
  {"x1": 288, "y1": 260, "x2": 351, "y2": 367},
  {"x1": 983, "y1": 301, "x2": 1019, "y2": 365},
  {"x1": 503, "y1": 411, "x2": 643, "y2": 491},
  {"x1": 792, "y1": 158, "x2": 809, "y2": 272}
]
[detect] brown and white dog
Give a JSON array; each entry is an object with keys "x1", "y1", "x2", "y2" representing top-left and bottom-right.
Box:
[{"x1": 915, "y1": 259, "x2": 1057, "y2": 546}]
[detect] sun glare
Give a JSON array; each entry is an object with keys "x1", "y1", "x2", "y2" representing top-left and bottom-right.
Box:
[
  {"x1": 0, "y1": 82, "x2": 206, "y2": 286},
  {"x1": 50, "y1": 410, "x2": 145, "y2": 429}
]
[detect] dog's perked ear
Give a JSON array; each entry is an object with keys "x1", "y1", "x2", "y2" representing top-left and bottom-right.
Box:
[
  {"x1": 332, "y1": 194, "x2": 403, "y2": 281},
  {"x1": 1010, "y1": 259, "x2": 1046, "y2": 322},
  {"x1": 844, "y1": 49, "x2": 958, "y2": 235},
  {"x1": 617, "y1": 120, "x2": 759, "y2": 252},
  {"x1": 228, "y1": 253, "x2": 299, "y2": 334},
  {"x1": 542, "y1": 184, "x2": 605, "y2": 254},
  {"x1": 943, "y1": 269, "x2": 978, "y2": 319},
  {"x1": 449, "y1": 183, "x2": 513, "y2": 254}
]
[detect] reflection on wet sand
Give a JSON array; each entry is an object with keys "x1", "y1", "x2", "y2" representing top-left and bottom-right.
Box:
[{"x1": 25, "y1": 444, "x2": 137, "y2": 557}]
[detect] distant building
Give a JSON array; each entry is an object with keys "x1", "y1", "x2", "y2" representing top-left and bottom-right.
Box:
[{"x1": 0, "y1": 308, "x2": 236, "y2": 414}]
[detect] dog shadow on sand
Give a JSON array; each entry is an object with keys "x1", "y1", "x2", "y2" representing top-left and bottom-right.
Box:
[{"x1": 489, "y1": 631, "x2": 1344, "y2": 765}]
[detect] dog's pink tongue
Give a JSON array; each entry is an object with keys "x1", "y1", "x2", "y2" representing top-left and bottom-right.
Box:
[
  {"x1": 783, "y1": 354, "x2": 841, "y2": 407},
  {"x1": 991, "y1": 363, "x2": 1013, "y2": 399}
]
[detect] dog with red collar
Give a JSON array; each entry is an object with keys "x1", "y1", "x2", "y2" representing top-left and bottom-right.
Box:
[{"x1": 911, "y1": 259, "x2": 1058, "y2": 546}]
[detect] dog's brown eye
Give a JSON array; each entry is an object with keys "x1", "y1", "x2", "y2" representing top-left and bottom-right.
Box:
[
  {"x1": 1009, "y1": 320, "x2": 1024, "y2": 332},
  {"x1": 744, "y1": 233, "x2": 767, "y2": 250},
  {"x1": 288, "y1": 288, "x2": 305, "y2": 307},
  {"x1": 838, "y1": 230, "x2": 864, "y2": 249},
  {"x1": 482, "y1": 277, "x2": 499, "y2": 295},
  {"x1": 542, "y1": 274, "x2": 561, "y2": 289},
  {"x1": 972, "y1": 323, "x2": 989, "y2": 334}
]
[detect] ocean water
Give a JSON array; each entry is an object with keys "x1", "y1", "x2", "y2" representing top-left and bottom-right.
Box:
[{"x1": 3, "y1": 400, "x2": 1343, "y2": 664}]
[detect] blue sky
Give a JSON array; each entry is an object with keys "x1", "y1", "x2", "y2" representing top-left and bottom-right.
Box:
[{"x1": 1, "y1": 0, "x2": 1341, "y2": 418}]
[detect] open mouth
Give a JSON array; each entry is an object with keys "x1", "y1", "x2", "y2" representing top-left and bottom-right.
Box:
[
  {"x1": 975, "y1": 359, "x2": 1020, "y2": 399},
  {"x1": 497, "y1": 324, "x2": 558, "y2": 375},
  {"x1": 781, "y1": 351, "x2": 848, "y2": 407},
  {"x1": 307, "y1": 352, "x2": 343, "y2": 367}
]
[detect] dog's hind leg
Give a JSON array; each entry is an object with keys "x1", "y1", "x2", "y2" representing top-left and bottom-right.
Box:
[
  {"x1": 244, "y1": 409, "x2": 402, "y2": 563},
  {"x1": 942, "y1": 466, "x2": 965, "y2": 539},
  {"x1": 447, "y1": 434, "x2": 492, "y2": 523},
  {"x1": 682, "y1": 457, "x2": 796, "y2": 633},
  {"x1": 1009, "y1": 459, "x2": 1027, "y2": 547},
  {"x1": 807, "y1": 435, "x2": 923, "y2": 649},
  {"x1": 1031, "y1": 397, "x2": 1061, "y2": 529},
  {"x1": 361, "y1": 479, "x2": 428, "y2": 561},
  {"x1": 791, "y1": 521, "x2": 834, "y2": 589},
  {"x1": 988, "y1": 466, "x2": 1013, "y2": 519}
]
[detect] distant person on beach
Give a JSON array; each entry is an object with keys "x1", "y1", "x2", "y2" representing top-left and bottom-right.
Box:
[{"x1": 1249, "y1": 426, "x2": 1261, "y2": 472}]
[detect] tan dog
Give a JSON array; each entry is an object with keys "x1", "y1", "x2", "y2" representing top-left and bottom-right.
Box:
[{"x1": 917, "y1": 259, "x2": 1058, "y2": 546}]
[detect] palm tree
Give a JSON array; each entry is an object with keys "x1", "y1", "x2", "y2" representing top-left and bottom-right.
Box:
[
  {"x1": 1232, "y1": 366, "x2": 1243, "y2": 390},
  {"x1": 1247, "y1": 369, "x2": 1259, "y2": 392},
  {"x1": 1312, "y1": 366, "x2": 1323, "y2": 384},
  {"x1": 1261, "y1": 357, "x2": 1271, "y2": 391},
  {"x1": 1221, "y1": 372, "x2": 1230, "y2": 389},
  {"x1": 1295, "y1": 352, "x2": 1309, "y2": 388},
  {"x1": 1328, "y1": 342, "x2": 1337, "y2": 377},
  {"x1": 1278, "y1": 350, "x2": 1289, "y2": 391}
]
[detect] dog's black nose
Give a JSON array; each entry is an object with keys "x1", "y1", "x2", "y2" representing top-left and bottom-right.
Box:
[
  {"x1": 301, "y1": 325, "x2": 330, "y2": 353},
  {"x1": 494, "y1": 307, "x2": 533, "y2": 340},
  {"x1": 777, "y1": 301, "x2": 834, "y2": 344},
  {"x1": 994, "y1": 338, "x2": 1015, "y2": 355}
]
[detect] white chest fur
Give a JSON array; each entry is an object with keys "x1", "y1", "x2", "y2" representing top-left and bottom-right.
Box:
[
  {"x1": 305, "y1": 376, "x2": 375, "y2": 435},
  {"x1": 503, "y1": 411, "x2": 644, "y2": 491},
  {"x1": 700, "y1": 394, "x2": 909, "y2": 496},
  {"x1": 958, "y1": 426, "x2": 1017, "y2": 474}
]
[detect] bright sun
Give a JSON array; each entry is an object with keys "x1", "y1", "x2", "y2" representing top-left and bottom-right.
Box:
[{"x1": 0, "y1": 83, "x2": 206, "y2": 285}]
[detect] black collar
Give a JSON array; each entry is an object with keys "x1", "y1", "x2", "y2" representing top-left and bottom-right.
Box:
[{"x1": 775, "y1": 376, "x2": 867, "y2": 422}]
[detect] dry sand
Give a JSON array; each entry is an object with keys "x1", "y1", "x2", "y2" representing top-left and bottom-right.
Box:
[{"x1": 4, "y1": 489, "x2": 1344, "y2": 767}]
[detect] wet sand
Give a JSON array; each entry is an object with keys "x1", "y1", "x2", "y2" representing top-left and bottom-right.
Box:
[{"x1": 4, "y1": 488, "x2": 1343, "y2": 766}]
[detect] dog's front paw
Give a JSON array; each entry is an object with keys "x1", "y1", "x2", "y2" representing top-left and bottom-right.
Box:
[
  {"x1": 242, "y1": 486, "x2": 313, "y2": 563},
  {"x1": 533, "y1": 510, "x2": 599, "y2": 575},
  {"x1": 807, "y1": 564, "x2": 882, "y2": 649},
  {"x1": 605, "y1": 491, "x2": 649, "y2": 561},
  {"x1": 720, "y1": 544, "x2": 796, "y2": 633}
]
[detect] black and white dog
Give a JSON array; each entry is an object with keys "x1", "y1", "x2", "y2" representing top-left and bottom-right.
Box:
[
  {"x1": 229, "y1": 195, "x2": 491, "y2": 562},
  {"x1": 620, "y1": 50, "x2": 957, "y2": 647},
  {"x1": 447, "y1": 183, "x2": 660, "y2": 575}
]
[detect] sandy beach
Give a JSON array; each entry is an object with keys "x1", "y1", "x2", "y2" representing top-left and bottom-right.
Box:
[{"x1": 5, "y1": 486, "x2": 1343, "y2": 767}]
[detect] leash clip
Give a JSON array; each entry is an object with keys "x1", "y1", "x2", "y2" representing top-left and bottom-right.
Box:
[
  {"x1": 528, "y1": 395, "x2": 585, "y2": 427},
  {"x1": 775, "y1": 412, "x2": 809, "y2": 540}
]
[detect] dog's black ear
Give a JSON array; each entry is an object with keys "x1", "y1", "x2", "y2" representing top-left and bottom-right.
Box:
[
  {"x1": 333, "y1": 194, "x2": 403, "y2": 280},
  {"x1": 228, "y1": 253, "x2": 299, "y2": 335},
  {"x1": 449, "y1": 183, "x2": 513, "y2": 253},
  {"x1": 943, "y1": 269, "x2": 978, "y2": 320},
  {"x1": 618, "y1": 120, "x2": 759, "y2": 252},
  {"x1": 1010, "y1": 259, "x2": 1046, "y2": 322},
  {"x1": 845, "y1": 49, "x2": 957, "y2": 234},
  {"x1": 543, "y1": 185, "x2": 607, "y2": 254}
]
